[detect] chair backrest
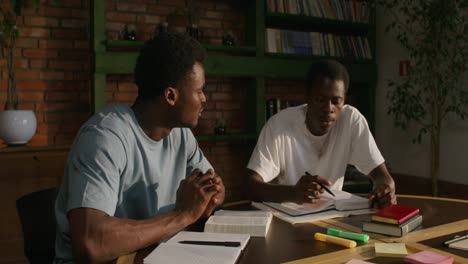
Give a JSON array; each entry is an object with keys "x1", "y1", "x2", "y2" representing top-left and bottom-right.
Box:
[{"x1": 16, "y1": 187, "x2": 58, "y2": 264}]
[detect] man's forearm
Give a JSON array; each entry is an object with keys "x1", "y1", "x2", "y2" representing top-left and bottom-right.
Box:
[
  {"x1": 247, "y1": 176, "x2": 295, "y2": 203},
  {"x1": 71, "y1": 209, "x2": 193, "y2": 264}
]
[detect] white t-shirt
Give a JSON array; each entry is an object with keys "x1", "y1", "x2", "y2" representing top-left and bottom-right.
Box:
[{"x1": 247, "y1": 104, "x2": 384, "y2": 190}]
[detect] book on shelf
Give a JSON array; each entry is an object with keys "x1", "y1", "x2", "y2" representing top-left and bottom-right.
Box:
[
  {"x1": 143, "y1": 231, "x2": 250, "y2": 264},
  {"x1": 372, "y1": 204, "x2": 420, "y2": 224},
  {"x1": 204, "y1": 210, "x2": 273, "y2": 237},
  {"x1": 265, "y1": 28, "x2": 372, "y2": 60},
  {"x1": 266, "y1": 98, "x2": 303, "y2": 119},
  {"x1": 263, "y1": 189, "x2": 370, "y2": 216},
  {"x1": 362, "y1": 214, "x2": 423, "y2": 237},
  {"x1": 266, "y1": 0, "x2": 372, "y2": 23}
]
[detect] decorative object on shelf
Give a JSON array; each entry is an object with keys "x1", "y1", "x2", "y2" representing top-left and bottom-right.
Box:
[
  {"x1": 120, "y1": 24, "x2": 136, "y2": 41},
  {"x1": 186, "y1": 24, "x2": 201, "y2": 41},
  {"x1": 120, "y1": 24, "x2": 129, "y2": 40},
  {"x1": 184, "y1": 0, "x2": 202, "y2": 40},
  {"x1": 214, "y1": 118, "x2": 226, "y2": 135},
  {"x1": 0, "y1": 0, "x2": 42, "y2": 145},
  {"x1": 379, "y1": 0, "x2": 468, "y2": 196},
  {"x1": 157, "y1": 21, "x2": 168, "y2": 35},
  {"x1": 222, "y1": 33, "x2": 235, "y2": 46}
]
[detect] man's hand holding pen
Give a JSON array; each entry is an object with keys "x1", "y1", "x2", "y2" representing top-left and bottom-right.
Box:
[{"x1": 291, "y1": 172, "x2": 333, "y2": 204}]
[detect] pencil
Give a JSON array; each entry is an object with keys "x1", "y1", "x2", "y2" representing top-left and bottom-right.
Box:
[{"x1": 305, "y1": 171, "x2": 335, "y2": 197}]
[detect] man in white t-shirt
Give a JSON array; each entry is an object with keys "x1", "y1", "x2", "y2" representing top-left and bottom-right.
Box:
[{"x1": 246, "y1": 60, "x2": 396, "y2": 208}]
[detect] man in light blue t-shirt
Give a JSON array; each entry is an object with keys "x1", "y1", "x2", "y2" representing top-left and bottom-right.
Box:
[{"x1": 54, "y1": 33, "x2": 225, "y2": 264}]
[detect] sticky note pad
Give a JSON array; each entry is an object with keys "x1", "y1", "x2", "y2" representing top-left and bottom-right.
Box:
[
  {"x1": 404, "y1": 250, "x2": 454, "y2": 264},
  {"x1": 374, "y1": 243, "x2": 408, "y2": 257}
]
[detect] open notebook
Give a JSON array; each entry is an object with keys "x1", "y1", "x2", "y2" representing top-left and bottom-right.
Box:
[
  {"x1": 263, "y1": 189, "x2": 370, "y2": 216},
  {"x1": 144, "y1": 231, "x2": 250, "y2": 264}
]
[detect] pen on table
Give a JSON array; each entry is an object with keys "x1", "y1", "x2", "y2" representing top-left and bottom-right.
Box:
[
  {"x1": 443, "y1": 234, "x2": 468, "y2": 246},
  {"x1": 178, "y1": 240, "x2": 241, "y2": 247},
  {"x1": 305, "y1": 171, "x2": 335, "y2": 197}
]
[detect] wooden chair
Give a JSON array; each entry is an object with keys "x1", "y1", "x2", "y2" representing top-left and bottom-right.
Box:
[{"x1": 16, "y1": 187, "x2": 59, "y2": 264}]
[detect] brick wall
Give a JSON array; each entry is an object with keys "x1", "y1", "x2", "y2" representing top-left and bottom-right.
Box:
[
  {"x1": 0, "y1": 0, "x2": 260, "y2": 202},
  {"x1": 0, "y1": 0, "x2": 91, "y2": 147}
]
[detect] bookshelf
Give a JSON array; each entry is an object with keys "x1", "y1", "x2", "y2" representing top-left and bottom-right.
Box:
[{"x1": 92, "y1": 0, "x2": 377, "y2": 141}]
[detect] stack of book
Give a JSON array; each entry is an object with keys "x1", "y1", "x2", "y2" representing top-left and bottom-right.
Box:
[{"x1": 362, "y1": 204, "x2": 422, "y2": 237}]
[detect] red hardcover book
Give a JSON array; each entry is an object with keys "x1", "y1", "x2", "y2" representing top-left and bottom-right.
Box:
[{"x1": 372, "y1": 204, "x2": 420, "y2": 224}]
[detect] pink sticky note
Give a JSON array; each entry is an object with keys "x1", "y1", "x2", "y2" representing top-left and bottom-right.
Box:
[{"x1": 404, "y1": 250, "x2": 454, "y2": 264}]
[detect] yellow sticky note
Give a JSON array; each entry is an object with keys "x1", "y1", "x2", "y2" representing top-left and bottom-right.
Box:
[{"x1": 374, "y1": 243, "x2": 408, "y2": 257}]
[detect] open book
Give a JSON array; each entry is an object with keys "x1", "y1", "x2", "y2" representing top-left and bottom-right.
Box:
[
  {"x1": 204, "y1": 210, "x2": 273, "y2": 237},
  {"x1": 263, "y1": 189, "x2": 370, "y2": 216},
  {"x1": 143, "y1": 231, "x2": 250, "y2": 264}
]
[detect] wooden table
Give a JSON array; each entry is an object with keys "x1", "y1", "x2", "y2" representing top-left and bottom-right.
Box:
[{"x1": 118, "y1": 195, "x2": 468, "y2": 264}]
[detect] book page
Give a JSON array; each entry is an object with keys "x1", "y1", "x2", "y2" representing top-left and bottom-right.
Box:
[
  {"x1": 144, "y1": 243, "x2": 240, "y2": 264},
  {"x1": 214, "y1": 210, "x2": 272, "y2": 218},
  {"x1": 263, "y1": 199, "x2": 335, "y2": 216},
  {"x1": 252, "y1": 202, "x2": 375, "y2": 224},
  {"x1": 327, "y1": 190, "x2": 369, "y2": 211},
  {"x1": 167, "y1": 231, "x2": 250, "y2": 250},
  {"x1": 206, "y1": 215, "x2": 269, "y2": 226},
  {"x1": 263, "y1": 190, "x2": 369, "y2": 216}
]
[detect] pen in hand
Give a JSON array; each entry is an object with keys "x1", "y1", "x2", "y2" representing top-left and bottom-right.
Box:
[{"x1": 305, "y1": 171, "x2": 335, "y2": 197}]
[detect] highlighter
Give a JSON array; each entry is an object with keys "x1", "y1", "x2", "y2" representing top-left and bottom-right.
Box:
[
  {"x1": 314, "y1": 232, "x2": 357, "y2": 248},
  {"x1": 327, "y1": 228, "x2": 369, "y2": 243}
]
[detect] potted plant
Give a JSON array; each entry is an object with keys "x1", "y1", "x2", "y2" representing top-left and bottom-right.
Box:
[
  {"x1": 0, "y1": 0, "x2": 38, "y2": 146},
  {"x1": 378, "y1": 0, "x2": 468, "y2": 196}
]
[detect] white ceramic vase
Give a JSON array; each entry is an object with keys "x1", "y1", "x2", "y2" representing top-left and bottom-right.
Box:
[{"x1": 0, "y1": 110, "x2": 37, "y2": 146}]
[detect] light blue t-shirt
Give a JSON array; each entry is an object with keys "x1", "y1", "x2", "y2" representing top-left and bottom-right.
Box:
[{"x1": 54, "y1": 103, "x2": 212, "y2": 263}]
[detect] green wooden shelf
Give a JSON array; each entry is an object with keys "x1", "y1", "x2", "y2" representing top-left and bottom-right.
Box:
[
  {"x1": 266, "y1": 13, "x2": 372, "y2": 34},
  {"x1": 95, "y1": 52, "x2": 376, "y2": 83},
  {"x1": 266, "y1": 52, "x2": 374, "y2": 64},
  {"x1": 195, "y1": 133, "x2": 257, "y2": 142},
  {"x1": 93, "y1": 0, "x2": 377, "y2": 132},
  {"x1": 105, "y1": 40, "x2": 256, "y2": 54}
]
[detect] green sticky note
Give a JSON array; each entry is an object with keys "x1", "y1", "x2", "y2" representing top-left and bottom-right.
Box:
[{"x1": 374, "y1": 243, "x2": 408, "y2": 258}]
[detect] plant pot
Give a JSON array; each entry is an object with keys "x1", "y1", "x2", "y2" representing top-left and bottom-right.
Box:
[{"x1": 0, "y1": 110, "x2": 37, "y2": 146}]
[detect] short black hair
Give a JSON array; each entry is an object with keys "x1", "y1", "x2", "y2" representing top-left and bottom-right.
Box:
[
  {"x1": 305, "y1": 60, "x2": 349, "y2": 95},
  {"x1": 134, "y1": 32, "x2": 206, "y2": 101}
]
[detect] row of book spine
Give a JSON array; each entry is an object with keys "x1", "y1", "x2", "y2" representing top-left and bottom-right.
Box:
[
  {"x1": 266, "y1": 28, "x2": 372, "y2": 60},
  {"x1": 266, "y1": 98, "x2": 304, "y2": 120},
  {"x1": 266, "y1": 0, "x2": 372, "y2": 23}
]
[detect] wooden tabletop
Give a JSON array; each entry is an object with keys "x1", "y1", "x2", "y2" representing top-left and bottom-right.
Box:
[{"x1": 118, "y1": 195, "x2": 468, "y2": 264}]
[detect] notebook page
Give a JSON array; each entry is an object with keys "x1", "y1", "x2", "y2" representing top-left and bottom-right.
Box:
[
  {"x1": 144, "y1": 243, "x2": 240, "y2": 264},
  {"x1": 448, "y1": 238, "x2": 468, "y2": 251}
]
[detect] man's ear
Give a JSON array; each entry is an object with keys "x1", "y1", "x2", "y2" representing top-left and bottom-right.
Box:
[{"x1": 164, "y1": 87, "x2": 178, "y2": 106}]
